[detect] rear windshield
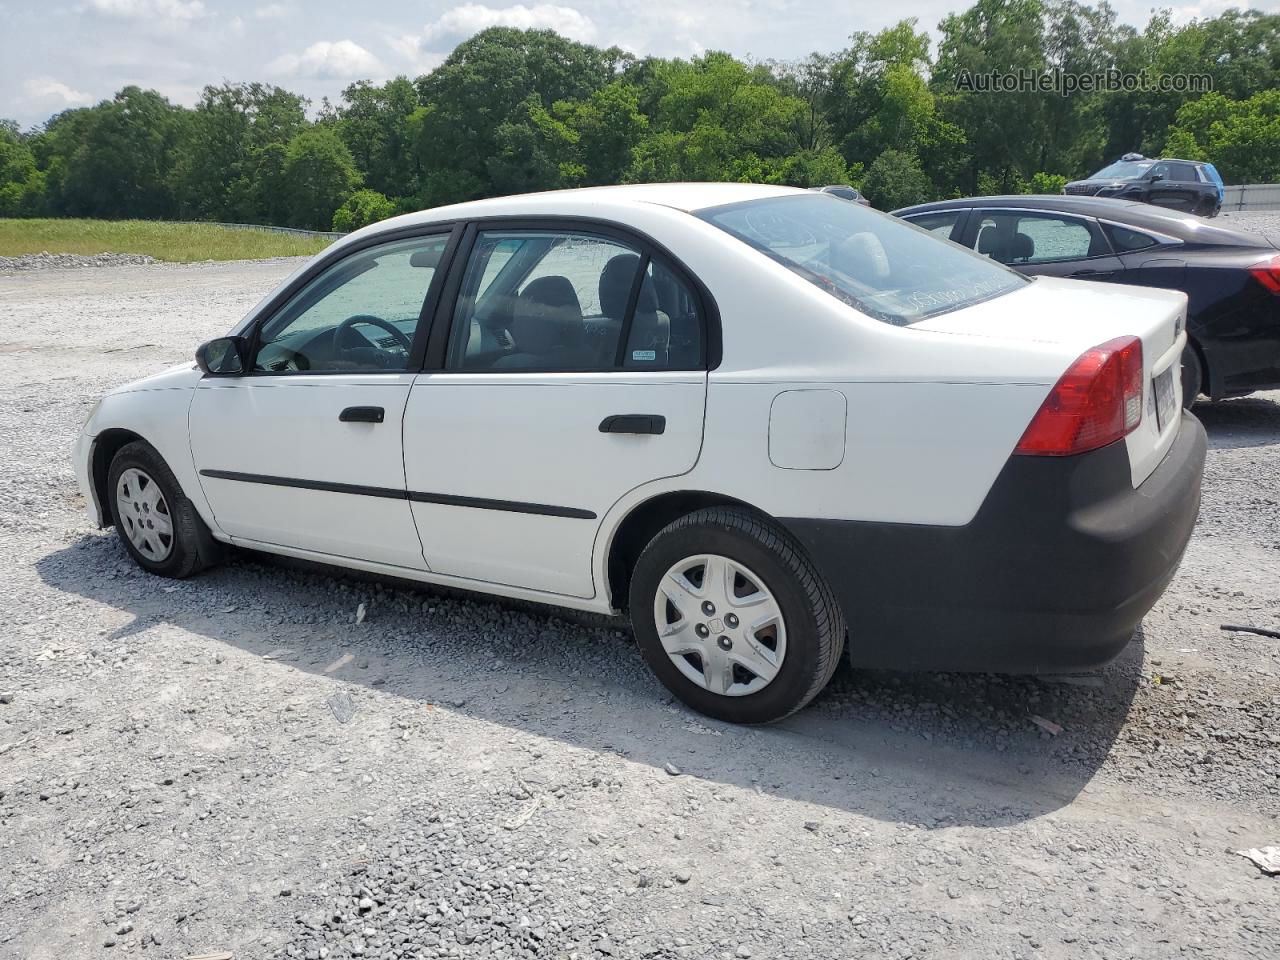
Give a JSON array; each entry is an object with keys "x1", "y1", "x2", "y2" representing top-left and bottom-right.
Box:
[
  {"x1": 697, "y1": 194, "x2": 1026, "y2": 325},
  {"x1": 1092, "y1": 160, "x2": 1154, "y2": 180}
]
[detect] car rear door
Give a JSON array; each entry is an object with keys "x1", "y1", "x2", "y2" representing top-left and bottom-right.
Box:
[
  {"x1": 189, "y1": 230, "x2": 453, "y2": 569},
  {"x1": 1146, "y1": 162, "x2": 1201, "y2": 213},
  {"x1": 1100, "y1": 222, "x2": 1188, "y2": 292},
  {"x1": 401, "y1": 221, "x2": 710, "y2": 599},
  {"x1": 965, "y1": 209, "x2": 1124, "y2": 280}
]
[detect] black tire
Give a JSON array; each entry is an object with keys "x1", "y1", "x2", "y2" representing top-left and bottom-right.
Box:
[
  {"x1": 1180, "y1": 343, "x2": 1203, "y2": 409},
  {"x1": 107, "y1": 440, "x2": 222, "y2": 578},
  {"x1": 628, "y1": 507, "x2": 845, "y2": 724}
]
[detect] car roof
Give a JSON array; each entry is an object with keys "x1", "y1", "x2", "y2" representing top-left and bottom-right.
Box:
[
  {"x1": 367, "y1": 183, "x2": 802, "y2": 233},
  {"x1": 891, "y1": 194, "x2": 1268, "y2": 246}
]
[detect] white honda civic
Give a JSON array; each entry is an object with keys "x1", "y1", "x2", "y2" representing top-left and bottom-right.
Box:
[{"x1": 74, "y1": 183, "x2": 1205, "y2": 723}]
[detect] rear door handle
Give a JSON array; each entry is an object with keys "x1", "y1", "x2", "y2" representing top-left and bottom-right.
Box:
[
  {"x1": 599, "y1": 414, "x2": 666, "y2": 435},
  {"x1": 339, "y1": 406, "x2": 385, "y2": 423},
  {"x1": 1070, "y1": 269, "x2": 1115, "y2": 279}
]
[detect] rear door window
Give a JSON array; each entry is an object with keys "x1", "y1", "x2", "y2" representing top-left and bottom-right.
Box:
[
  {"x1": 972, "y1": 211, "x2": 1106, "y2": 265},
  {"x1": 446, "y1": 230, "x2": 704, "y2": 371}
]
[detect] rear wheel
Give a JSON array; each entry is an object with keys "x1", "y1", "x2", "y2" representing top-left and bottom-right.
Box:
[
  {"x1": 1180, "y1": 343, "x2": 1203, "y2": 409},
  {"x1": 628, "y1": 507, "x2": 845, "y2": 724},
  {"x1": 108, "y1": 441, "x2": 221, "y2": 578}
]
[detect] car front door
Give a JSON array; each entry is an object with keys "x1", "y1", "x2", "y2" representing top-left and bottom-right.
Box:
[
  {"x1": 900, "y1": 209, "x2": 970, "y2": 243},
  {"x1": 189, "y1": 231, "x2": 452, "y2": 569},
  {"x1": 966, "y1": 209, "x2": 1125, "y2": 280},
  {"x1": 402, "y1": 223, "x2": 710, "y2": 598}
]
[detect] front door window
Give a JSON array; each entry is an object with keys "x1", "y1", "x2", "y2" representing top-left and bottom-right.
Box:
[{"x1": 254, "y1": 234, "x2": 449, "y2": 373}]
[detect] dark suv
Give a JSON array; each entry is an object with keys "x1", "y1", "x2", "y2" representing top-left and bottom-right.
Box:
[{"x1": 1064, "y1": 154, "x2": 1224, "y2": 217}]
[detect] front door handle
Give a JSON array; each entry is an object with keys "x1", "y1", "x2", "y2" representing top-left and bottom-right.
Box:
[
  {"x1": 339, "y1": 406, "x2": 385, "y2": 423},
  {"x1": 599, "y1": 414, "x2": 666, "y2": 435}
]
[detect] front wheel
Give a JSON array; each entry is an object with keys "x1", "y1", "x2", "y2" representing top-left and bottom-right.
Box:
[
  {"x1": 628, "y1": 507, "x2": 845, "y2": 724},
  {"x1": 108, "y1": 441, "x2": 222, "y2": 578}
]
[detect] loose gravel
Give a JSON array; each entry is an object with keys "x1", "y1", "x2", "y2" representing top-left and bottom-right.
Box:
[
  {"x1": 0, "y1": 258, "x2": 1278, "y2": 960},
  {"x1": 0, "y1": 252, "x2": 159, "y2": 272},
  {"x1": 1217, "y1": 209, "x2": 1280, "y2": 237}
]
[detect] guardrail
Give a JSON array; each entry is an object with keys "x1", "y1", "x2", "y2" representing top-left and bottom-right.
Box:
[
  {"x1": 175, "y1": 220, "x2": 348, "y2": 239},
  {"x1": 1221, "y1": 184, "x2": 1280, "y2": 212}
]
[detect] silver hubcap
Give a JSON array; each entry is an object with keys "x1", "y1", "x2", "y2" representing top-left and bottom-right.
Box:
[
  {"x1": 115, "y1": 468, "x2": 174, "y2": 562},
  {"x1": 653, "y1": 554, "x2": 787, "y2": 697}
]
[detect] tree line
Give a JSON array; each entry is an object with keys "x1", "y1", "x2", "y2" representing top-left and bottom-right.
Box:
[{"x1": 2, "y1": 1, "x2": 1277, "y2": 232}]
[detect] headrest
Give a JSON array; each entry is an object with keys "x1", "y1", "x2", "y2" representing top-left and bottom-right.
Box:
[
  {"x1": 600, "y1": 254, "x2": 640, "y2": 319},
  {"x1": 976, "y1": 227, "x2": 1003, "y2": 257},
  {"x1": 511, "y1": 276, "x2": 582, "y2": 354}
]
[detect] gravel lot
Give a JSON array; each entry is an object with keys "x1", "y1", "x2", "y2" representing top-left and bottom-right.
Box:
[{"x1": 1, "y1": 248, "x2": 1278, "y2": 960}]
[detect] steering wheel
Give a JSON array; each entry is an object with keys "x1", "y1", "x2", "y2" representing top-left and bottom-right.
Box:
[{"x1": 333, "y1": 315, "x2": 413, "y2": 359}]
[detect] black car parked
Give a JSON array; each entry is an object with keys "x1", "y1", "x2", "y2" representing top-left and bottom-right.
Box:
[
  {"x1": 1063, "y1": 155, "x2": 1223, "y2": 217},
  {"x1": 892, "y1": 195, "x2": 1280, "y2": 405}
]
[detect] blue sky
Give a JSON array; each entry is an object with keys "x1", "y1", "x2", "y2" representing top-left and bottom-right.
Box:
[{"x1": 0, "y1": 0, "x2": 1268, "y2": 127}]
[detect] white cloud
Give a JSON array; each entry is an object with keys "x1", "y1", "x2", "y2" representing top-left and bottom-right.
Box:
[
  {"x1": 1166, "y1": 0, "x2": 1237, "y2": 24},
  {"x1": 387, "y1": 33, "x2": 448, "y2": 73},
  {"x1": 253, "y1": 2, "x2": 290, "y2": 18},
  {"x1": 269, "y1": 40, "x2": 385, "y2": 79},
  {"x1": 421, "y1": 4, "x2": 598, "y2": 47},
  {"x1": 23, "y1": 76, "x2": 94, "y2": 107},
  {"x1": 85, "y1": 0, "x2": 208, "y2": 21}
]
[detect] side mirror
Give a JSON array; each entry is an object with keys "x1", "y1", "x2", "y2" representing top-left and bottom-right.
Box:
[
  {"x1": 1148, "y1": 173, "x2": 1164, "y2": 183},
  {"x1": 196, "y1": 336, "x2": 247, "y2": 376}
]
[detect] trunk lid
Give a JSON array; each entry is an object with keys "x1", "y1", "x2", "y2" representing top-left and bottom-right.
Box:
[{"x1": 915, "y1": 276, "x2": 1187, "y2": 487}]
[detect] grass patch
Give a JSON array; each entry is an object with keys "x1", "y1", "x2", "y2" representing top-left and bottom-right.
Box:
[{"x1": 0, "y1": 218, "x2": 335, "y2": 262}]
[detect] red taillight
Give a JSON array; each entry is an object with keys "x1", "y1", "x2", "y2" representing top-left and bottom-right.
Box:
[
  {"x1": 1015, "y1": 336, "x2": 1144, "y2": 456},
  {"x1": 1251, "y1": 254, "x2": 1280, "y2": 294}
]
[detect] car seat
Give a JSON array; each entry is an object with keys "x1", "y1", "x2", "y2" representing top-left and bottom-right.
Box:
[{"x1": 492, "y1": 276, "x2": 588, "y2": 369}]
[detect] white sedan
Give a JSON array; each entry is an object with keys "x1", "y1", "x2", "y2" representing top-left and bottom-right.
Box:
[{"x1": 74, "y1": 183, "x2": 1206, "y2": 723}]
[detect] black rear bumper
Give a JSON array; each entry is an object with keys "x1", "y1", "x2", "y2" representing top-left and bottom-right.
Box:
[{"x1": 782, "y1": 414, "x2": 1206, "y2": 673}]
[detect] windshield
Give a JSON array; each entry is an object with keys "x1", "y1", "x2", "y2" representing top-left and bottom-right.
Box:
[
  {"x1": 697, "y1": 194, "x2": 1027, "y2": 325},
  {"x1": 1091, "y1": 160, "x2": 1154, "y2": 180}
]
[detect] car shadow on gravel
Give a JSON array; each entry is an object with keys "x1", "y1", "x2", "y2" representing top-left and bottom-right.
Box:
[
  {"x1": 1195, "y1": 395, "x2": 1280, "y2": 450},
  {"x1": 38, "y1": 535, "x2": 1144, "y2": 829}
]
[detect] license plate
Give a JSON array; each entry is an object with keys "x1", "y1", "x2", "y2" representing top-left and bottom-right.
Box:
[{"x1": 1153, "y1": 367, "x2": 1176, "y2": 432}]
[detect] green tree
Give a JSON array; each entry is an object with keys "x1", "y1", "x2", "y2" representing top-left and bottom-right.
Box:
[
  {"x1": 332, "y1": 188, "x2": 397, "y2": 231},
  {"x1": 171, "y1": 82, "x2": 307, "y2": 222},
  {"x1": 553, "y1": 81, "x2": 649, "y2": 185},
  {"x1": 488, "y1": 94, "x2": 580, "y2": 194},
  {"x1": 413, "y1": 27, "x2": 627, "y2": 204},
  {"x1": 1028, "y1": 171, "x2": 1069, "y2": 193},
  {"x1": 861, "y1": 148, "x2": 931, "y2": 208},
  {"x1": 1164, "y1": 90, "x2": 1280, "y2": 182},
  {"x1": 337, "y1": 77, "x2": 421, "y2": 200},
  {"x1": 38, "y1": 87, "x2": 187, "y2": 218},
  {"x1": 282, "y1": 127, "x2": 361, "y2": 230},
  {"x1": 626, "y1": 52, "x2": 815, "y2": 183},
  {"x1": 0, "y1": 121, "x2": 46, "y2": 216},
  {"x1": 933, "y1": 0, "x2": 1052, "y2": 192}
]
